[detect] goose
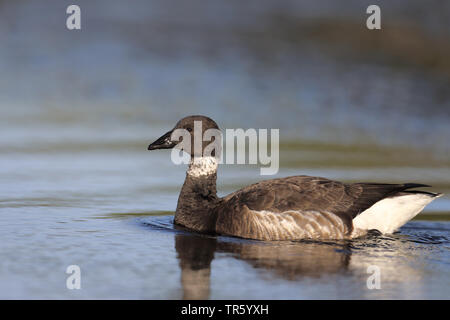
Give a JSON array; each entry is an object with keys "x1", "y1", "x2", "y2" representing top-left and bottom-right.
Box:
[{"x1": 147, "y1": 115, "x2": 441, "y2": 241}]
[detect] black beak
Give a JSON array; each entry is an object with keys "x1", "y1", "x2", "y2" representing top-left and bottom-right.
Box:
[{"x1": 147, "y1": 130, "x2": 177, "y2": 150}]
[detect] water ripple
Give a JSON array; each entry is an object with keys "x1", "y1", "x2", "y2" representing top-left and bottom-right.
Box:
[{"x1": 138, "y1": 216, "x2": 450, "y2": 245}]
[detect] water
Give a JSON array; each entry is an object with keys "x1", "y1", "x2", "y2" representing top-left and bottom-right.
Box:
[
  {"x1": 0, "y1": 0, "x2": 449, "y2": 299},
  {"x1": 1, "y1": 146, "x2": 449, "y2": 299}
]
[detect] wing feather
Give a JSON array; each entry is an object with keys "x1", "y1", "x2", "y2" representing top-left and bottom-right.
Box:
[{"x1": 219, "y1": 176, "x2": 427, "y2": 233}]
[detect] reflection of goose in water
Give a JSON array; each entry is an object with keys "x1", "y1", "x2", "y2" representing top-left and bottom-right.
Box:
[
  {"x1": 217, "y1": 239, "x2": 351, "y2": 280},
  {"x1": 141, "y1": 216, "x2": 447, "y2": 299},
  {"x1": 175, "y1": 231, "x2": 352, "y2": 299},
  {"x1": 172, "y1": 225, "x2": 447, "y2": 299},
  {"x1": 175, "y1": 233, "x2": 216, "y2": 300}
]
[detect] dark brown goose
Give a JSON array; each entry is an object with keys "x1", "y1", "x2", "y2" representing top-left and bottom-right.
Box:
[{"x1": 147, "y1": 115, "x2": 442, "y2": 241}]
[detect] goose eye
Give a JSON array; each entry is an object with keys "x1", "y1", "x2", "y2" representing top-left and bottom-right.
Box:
[{"x1": 187, "y1": 127, "x2": 193, "y2": 132}]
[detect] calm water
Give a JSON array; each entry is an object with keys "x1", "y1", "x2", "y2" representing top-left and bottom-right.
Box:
[
  {"x1": 0, "y1": 148, "x2": 449, "y2": 299},
  {"x1": 0, "y1": 0, "x2": 449, "y2": 299}
]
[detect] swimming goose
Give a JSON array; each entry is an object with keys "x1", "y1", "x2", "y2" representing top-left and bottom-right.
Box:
[{"x1": 147, "y1": 115, "x2": 442, "y2": 241}]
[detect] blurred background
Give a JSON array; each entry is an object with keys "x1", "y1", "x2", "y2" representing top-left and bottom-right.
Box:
[{"x1": 0, "y1": 0, "x2": 449, "y2": 299}]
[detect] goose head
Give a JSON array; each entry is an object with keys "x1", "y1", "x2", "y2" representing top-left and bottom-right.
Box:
[{"x1": 147, "y1": 115, "x2": 221, "y2": 158}]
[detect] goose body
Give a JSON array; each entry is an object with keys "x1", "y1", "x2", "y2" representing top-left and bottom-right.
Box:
[{"x1": 148, "y1": 116, "x2": 441, "y2": 241}]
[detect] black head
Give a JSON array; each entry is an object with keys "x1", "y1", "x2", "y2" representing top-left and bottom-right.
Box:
[{"x1": 147, "y1": 115, "x2": 221, "y2": 157}]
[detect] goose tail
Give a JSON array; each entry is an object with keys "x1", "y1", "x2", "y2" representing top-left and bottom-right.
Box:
[{"x1": 352, "y1": 187, "x2": 442, "y2": 236}]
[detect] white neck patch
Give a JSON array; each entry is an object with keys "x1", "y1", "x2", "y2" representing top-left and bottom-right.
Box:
[{"x1": 187, "y1": 156, "x2": 218, "y2": 177}]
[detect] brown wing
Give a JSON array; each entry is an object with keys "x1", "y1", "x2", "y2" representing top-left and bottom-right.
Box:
[{"x1": 219, "y1": 175, "x2": 428, "y2": 230}]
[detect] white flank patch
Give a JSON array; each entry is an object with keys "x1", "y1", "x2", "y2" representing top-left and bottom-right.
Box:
[
  {"x1": 352, "y1": 193, "x2": 439, "y2": 235},
  {"x1": 251, "y1": 210, "x2": 347, "y2": 240},
  {"x1": 187, "y1": 156, "x2": 218, "y2": 177}
]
